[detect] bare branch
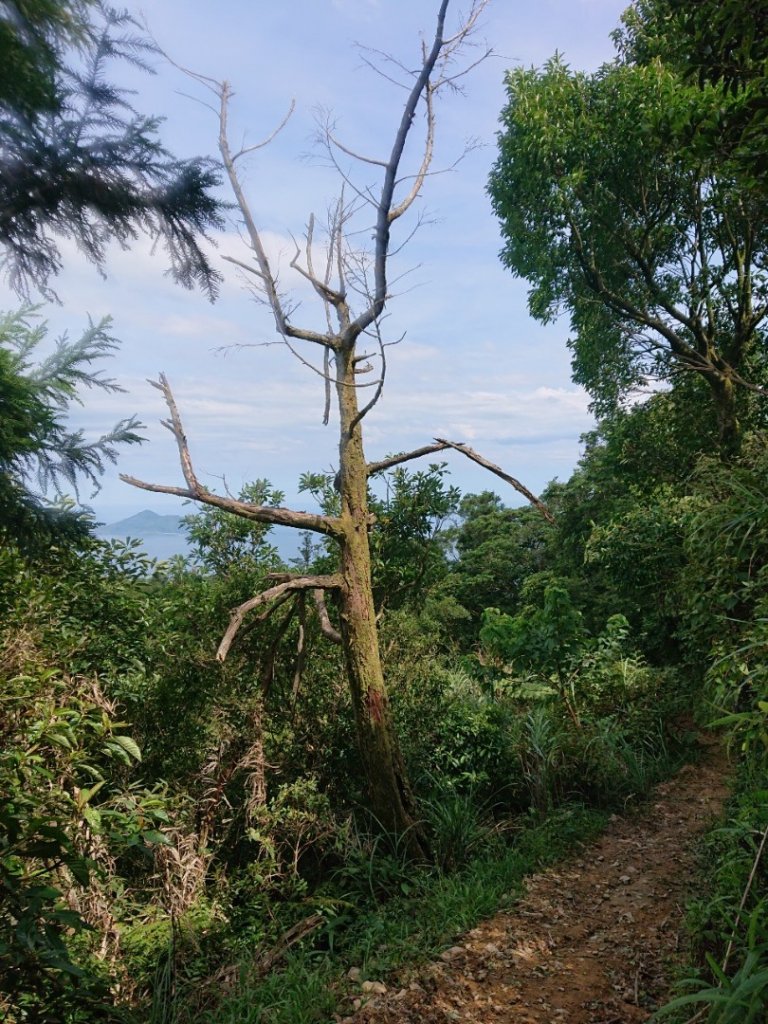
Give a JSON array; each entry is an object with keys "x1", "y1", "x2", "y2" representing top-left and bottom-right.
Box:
[
  {"x1": 315, "y1": 129, "x2": 381, "y2": 212},
  {"x1": 121, "y1": 473, "x2": 342, "y2": 535},
  {"x1": 259, "y1": 599, "x2": 298, "y2": 699},
  {"x1": 436, "y1": 46, "x2": 493, "y2": 89},
  {"x1": 366, "y1": 438, "x2": 554, "y2": 523},
  {"x1": 348, "y1": 316, "x2": 387, "y2": 432},
  {"x1": 349, "y1": 0, "x2": 451, "y2": 341},
  {"x1": 333, "y1": 194, "x2": 348, "y2": 314},
  {"x1": 253, "y1": 591, "x2": 295, "y2": 623},
  {"x1": 326, "y1": 126, "x2": 388, "y2": 168},
  {"x1": 343, "y1": 0, "x2": 490, "y2": 344},
  {"x1": 173, "y1": 89, "x2": 219, "y2": 117},
  {"x1": 312, "y1": 589, "x2": 342, "y2": 645},
  {"x1": 355, "y1": 44, "x2": 416, "y2": 88},
  {"x1": 288, "y1": 217, "x2": 347, "y2": 312},
  {"x1": 150, "y1": 372, "x2": 200, "y2": 493},
  {"x1": 217, "y1": 574, "x2": 343, "y2": 662},
  {"x1": 221, "y1": 253, "x2": 265, "y2": 281},
  {"x1": 231, "y1": 100, "x2": 296, "y2": 162},
  {"x1": 434, "y1": 438, "x2": 555, "y2": 523},
  {"x1": 389, "y1": 79, "x2": 435, "y2": 224},
  {"x1": 322, "y1": 347, "x2": 332, "y2": 425},
  {"x1": 217, "y1": 81, "x2": 339, "y2": 352},
  {"x1": 441, "y1": 0, "x2": 488, "y2": 47},
  {"x1": 291, "y1": 593, "x2": 307, "y2": 707},
  {"x1": 121, "y1": 375, "x2": 343, "y2": 536},
  {"x1": 367, "y1": 441, "x2": 450, "y2": 476}
]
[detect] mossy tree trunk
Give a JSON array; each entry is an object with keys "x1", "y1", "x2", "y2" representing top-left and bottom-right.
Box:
[
  {"x1": 334, "y1": 345, "x2": 422, "y2": 848},
  {"x1": 123, "y1": 0, "x2": 493, "y2": 856}
]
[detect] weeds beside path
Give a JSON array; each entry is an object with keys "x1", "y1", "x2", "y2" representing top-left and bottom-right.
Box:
[{"x1": 345, "y1": 739, "x2": 730, "y2": 1024}]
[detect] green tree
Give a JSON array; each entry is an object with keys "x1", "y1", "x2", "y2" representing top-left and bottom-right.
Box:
[
  {"x1": 443, "y1": 491, "x2": 550, "y2": 641},
  {"x1": 0, "y1": 2, "x2": 223, "y2": 297},
  {"x1": 480, "y1": 581, "x2": 586, "y2": 680},
  {"x1": 0, "y1": 1, "x2": 93, "y2": 116},
  {"x1": 541, "y1": 395, "x2": 697, "y2": 659},
  {"x1": 368, "y1": 464, "x2": 460, "y2": 614},
  {"x1": 0, "y1": 308, "x2": 142, "y2": 551},
  {"x1": 183, "y1": 479, "x2": 284, "y2": 577},
  {"x1": 488, "y1": 49, "x2": 768, "y2": 450}
]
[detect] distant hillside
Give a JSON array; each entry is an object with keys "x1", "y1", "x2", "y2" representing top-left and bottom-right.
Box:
[
  {"x1": 95, "y1": 510, "x2": 185, "y2": 538},
  {"x1": 94, "y1": 511, "x2": 303, "y2": 564},
  {"x1": 94, "y1": 510, "x2": 189, "y2": 561}
]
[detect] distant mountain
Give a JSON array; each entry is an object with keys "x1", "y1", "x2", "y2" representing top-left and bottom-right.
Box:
[
  {"x1": 94, "y1": 510, "x2": 189, "y2": 561},
  {"x1": 94, "y1": 510, "x2": 304, "y2": 564},
  {"x1": 95, "y1": 510, "x2": 185, "y2": 537}
]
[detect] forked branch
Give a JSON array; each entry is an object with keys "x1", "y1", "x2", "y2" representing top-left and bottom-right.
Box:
[
  {"x1": 120, "y1": 374, "x2": 342, "y2": 537},
  {"x1": 217, "y1": 574, "x2": 343, "y2": 662}
]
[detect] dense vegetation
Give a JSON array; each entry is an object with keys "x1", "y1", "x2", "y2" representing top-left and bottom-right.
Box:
[{"x1": 2, "y1": 1, "x2": 767, "y2": 1022}]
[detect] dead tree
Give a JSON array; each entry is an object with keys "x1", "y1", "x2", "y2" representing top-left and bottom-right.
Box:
[{"x1": 123, "y1": 0, "x2": 550, "y2": 855}]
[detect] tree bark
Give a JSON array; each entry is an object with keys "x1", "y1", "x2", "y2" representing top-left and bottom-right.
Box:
[
  {"x1": 335, "y1": 346, "x2": 426, "y2": 856},
  {"x1": 710, "y1": 372, "x2": 742, "y2": 455}
]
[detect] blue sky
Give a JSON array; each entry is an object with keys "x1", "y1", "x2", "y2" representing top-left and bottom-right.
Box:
[{"x1": 4, "y1": 0, "x2": 629, "y2": 522}]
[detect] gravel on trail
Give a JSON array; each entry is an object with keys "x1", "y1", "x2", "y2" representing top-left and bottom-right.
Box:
[{"x1": 341, "y1": 743, "x2": 730, "y2": 1024}]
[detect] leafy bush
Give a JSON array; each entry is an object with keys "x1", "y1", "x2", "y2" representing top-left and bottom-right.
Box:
[{"x1": 0, "y1": 666, "x2": 169, "y2": 1021}]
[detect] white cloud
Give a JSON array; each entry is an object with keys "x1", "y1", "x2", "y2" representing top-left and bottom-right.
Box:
[{"x1": 1, "y1": 0, "x2": 630, "y2": 518}]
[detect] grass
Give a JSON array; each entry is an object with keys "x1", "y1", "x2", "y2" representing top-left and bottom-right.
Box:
[
  {"x1": 653, "y1": 759, "x2": 768, "y2": 1024},
  {"x1": 196, "y1": 805, "x2": 607, "y2": 1024}
]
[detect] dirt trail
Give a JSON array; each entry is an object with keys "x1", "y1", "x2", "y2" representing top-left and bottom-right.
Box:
[{"x1": 345, "y1": 743, "x2": 730, "y2": 1024}]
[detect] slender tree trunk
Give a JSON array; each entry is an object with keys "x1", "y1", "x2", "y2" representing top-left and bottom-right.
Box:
[
  {"x1": 710, "y1": 373, "x2": 741, "y2": 455},
  {"x1": 334, "y1": 347, "x2": 426, "y2": 855}
]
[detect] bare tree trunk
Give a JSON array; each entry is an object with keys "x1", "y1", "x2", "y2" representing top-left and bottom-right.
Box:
[
  {"x1": 124, "y1": 1, "x2": 498, "y2": 860},
  {"x1": 335, "y1": 347, "x2": 424, "y2": 853}
]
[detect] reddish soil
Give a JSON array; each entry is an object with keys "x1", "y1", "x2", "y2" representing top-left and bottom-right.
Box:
[{"x1": 341, "y1": 743, "x2": 730, "y2": 1024}]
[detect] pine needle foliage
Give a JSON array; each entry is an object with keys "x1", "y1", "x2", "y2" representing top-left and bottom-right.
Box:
[
  {"x1": 0, "y1": 2, "x2": 224, "y2": 298},
  {"x1": 0, "y1": 307, "x2": 143, "y2": 550}
]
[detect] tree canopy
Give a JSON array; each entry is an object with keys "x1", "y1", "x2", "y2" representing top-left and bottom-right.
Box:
[
  {"x1": 488, "y1": 19, "x2": 768, "y2": 450},
  {"x1": 618, "y1": 0, "x2": 768, "y2": 191}
]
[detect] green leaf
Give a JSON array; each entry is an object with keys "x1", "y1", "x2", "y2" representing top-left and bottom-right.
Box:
[
  {"x1": 141, "y1": 829, "x2": 171, "y2": 846},
  {"x1": 79, "y1": 780, "x2": 106, "y2": 805},
  {"x1": 68, "y1": 858, "x2": 90, "y2": 886},
  {"x1": 47, "y1": 732, "x2": 73, "y2": 750},
  {"x1": 110, "y1": 734, "x2": 142, "y2": 762},
  {"x1": 82, "y1": 806, "x2": 102, "y2": 833}
]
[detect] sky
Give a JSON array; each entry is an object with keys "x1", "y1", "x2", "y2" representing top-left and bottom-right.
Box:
[{"x1": 4, "y1": 0, "x2": 630, "y2": 524}]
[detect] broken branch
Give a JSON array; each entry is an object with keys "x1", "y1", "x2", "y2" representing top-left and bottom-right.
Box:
[
  {"x1": 121, "y1": 374, "x2": 343, "y2": 537},
  {"x1": 367, "y1": 441, "x2": 449, "y2": 476},
  {"x1": 312, "y1": 589, "x2": 342, "y2": 645},
  {"x1": 366, "y1": 438, "x2": 554, "y2": 523}
]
